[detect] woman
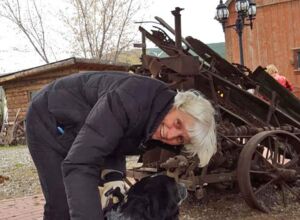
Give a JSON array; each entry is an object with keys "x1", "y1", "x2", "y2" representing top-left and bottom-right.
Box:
[
  {"x1": 26, "y1": 71, "x2": 217, "y2": 220},
  {"x1": 265, "y1": 64, "x2": 294, "y2": 92}
]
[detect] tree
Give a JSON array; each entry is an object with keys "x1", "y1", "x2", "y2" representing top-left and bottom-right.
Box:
[
  {"x1": 0, "y1": 0, "x2": 52, "y2": 63},
  {"x1": 0, "y1": 0, "x2": 148, "y2": 67},
  {"x1": 62, "y1": 0, "x2": 145, "y2": 63}
]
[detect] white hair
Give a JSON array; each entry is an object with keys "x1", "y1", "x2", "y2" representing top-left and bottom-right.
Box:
[
  {"x1": 173, "y1": 90, "x2": 217, "y2": 167},
  {"x1": 265, "y1": 64, "x2": 279, "y2": 75}
]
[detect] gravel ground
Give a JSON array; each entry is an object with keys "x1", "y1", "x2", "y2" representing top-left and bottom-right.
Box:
[
  {"x1": 1, "y1": 146, "x2": 300, "y2": 219},
  {"x1": 0, "y1": 145, "x2": 41, "y2": 199}
]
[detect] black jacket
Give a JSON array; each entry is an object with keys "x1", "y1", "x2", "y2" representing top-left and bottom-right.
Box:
[{"x1": 28, "y1": 71, "x2": 175, "y2": 219}]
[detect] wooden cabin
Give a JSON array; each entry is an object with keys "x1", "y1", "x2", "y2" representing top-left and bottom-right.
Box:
[
  {"x1": 225, "y1": 0, "x2": 300, "y2": 96},
  {"x1": 0, "y1": 57, "x2": 128, "y2": 144}
]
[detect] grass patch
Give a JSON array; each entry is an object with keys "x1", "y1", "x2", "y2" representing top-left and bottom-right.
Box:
[
  {"x1": 14, "y1": 163, "x2": 24, "y2": 168},
  {"x1": 0, "y1": 145, "x2": 27, "y2": 150}
]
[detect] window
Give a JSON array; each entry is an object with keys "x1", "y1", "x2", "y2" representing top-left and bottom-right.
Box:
[
  {"x1": 297, "y1": 51, "x2": 300, "y2": 69},
  {"x1": 293, "y1": 48, "x2": 300, "y2": 70},
  {"x1": 28, "y1": 90, "x2": 39, "y2": 101}
]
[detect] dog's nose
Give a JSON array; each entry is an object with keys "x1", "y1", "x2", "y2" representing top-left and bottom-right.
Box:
[{"x1": 177, "y1": 182, "x2": 188, "y2": 205}]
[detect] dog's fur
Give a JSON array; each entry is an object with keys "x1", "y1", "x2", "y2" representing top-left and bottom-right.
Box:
[{"x1": 105, "y1": 175, "x2": 187, "y2": 220}]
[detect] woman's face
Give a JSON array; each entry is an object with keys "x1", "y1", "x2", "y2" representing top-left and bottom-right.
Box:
[{"x1": 151, "y1": 108, "x2": 195, "y2": 146}]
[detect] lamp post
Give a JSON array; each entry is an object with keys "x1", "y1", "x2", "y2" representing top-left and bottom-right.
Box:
[{"x1": 215, "y1": 0, "x2": 256, "y2": 65}]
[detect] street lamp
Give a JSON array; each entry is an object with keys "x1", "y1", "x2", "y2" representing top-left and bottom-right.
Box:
[{"x1": 215, "y1": 0, "x2": 256, "y2": 65}]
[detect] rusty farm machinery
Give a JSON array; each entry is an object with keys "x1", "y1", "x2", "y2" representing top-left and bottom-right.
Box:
[{"x1": 126, "y1": 7, "x2": 300, "y2": 213}]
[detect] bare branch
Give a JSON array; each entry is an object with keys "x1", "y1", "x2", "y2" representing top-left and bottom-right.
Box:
[
  {"x1": 0, "y1": 0, "x2": 51, "y2": 63},
  {"x1": 113, "y1": 0, "x2": 133, "y2": 63},
  {"x1": 76, "y1": 0, "x2": 94, "y2": 57},
  {"x1": 62, "y1": 0, "x2": 146, "y2": 63}
]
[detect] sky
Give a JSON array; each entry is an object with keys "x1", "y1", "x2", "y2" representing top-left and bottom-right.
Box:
[
  {"x1": 0, "y1": 0, "x2": 224, "y2": 74},
  {"x1": 145, "y1": 0, "x2": 224, "y2": 43}
]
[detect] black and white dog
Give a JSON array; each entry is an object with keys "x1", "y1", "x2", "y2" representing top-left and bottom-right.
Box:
[{"x1": 104, "y1": 175, "x2": 187, "y2": 220}]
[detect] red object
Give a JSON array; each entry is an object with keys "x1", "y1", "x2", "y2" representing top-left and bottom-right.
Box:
[{"x1": 273, "y1": 73, "x2": 294, "y2": 92}]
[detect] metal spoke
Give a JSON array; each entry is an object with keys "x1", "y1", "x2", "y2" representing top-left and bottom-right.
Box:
[
  {"x1": 254, "y1": 178, "x2": 277, "y2": 196},
  {"x1": 278, "y1": 142, "x2": 286, "y2": 164},
  {"x1": 250, "y1": 169, "x2": 275, "y2": 179},
  {"x1": 253, "y1": 146, "x2": 262, "y2": 163},
  {"x1": 284, "y1": 157, "x2": 299, "y2": 169},
  {"x1": 273, "y1": 141, "x2": 279, "y2": 164},
  {"x1": 250, "y1": 170, "x2": 272, "y2": 175},
  {"x1": 265, "y1": 146, "x2": 270, "y2": 160},
  {"x1": 282, "y1": 143, "x2": 288, "y2": 165},
  {"x1": 280, "y1": 183, "x2": 287, "y2": 207},
  {"x1": 282, "y1": 182, "x2": 300, "y2": 201},
  {"x1": 286, "y1": 142, "x2": 293, "y2": 155},
  {"x1": 266, "y1": 137, "x2": 272, "y2": 160},
  {"x1": 285, "y1": 142, "x2": 299, "y2": 164},
  {"x1": 255, "y1": 150, "x2": 277, "y2": 170}
]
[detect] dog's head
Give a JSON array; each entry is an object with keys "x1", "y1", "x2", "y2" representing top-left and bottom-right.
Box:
[{"x1": 118, "y1": 175, "x2": 187, "y2": 220}]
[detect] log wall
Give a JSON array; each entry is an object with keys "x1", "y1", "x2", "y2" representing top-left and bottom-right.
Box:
[{"x1": 1, "y1": 64, "x2": 127, "y2": 124}]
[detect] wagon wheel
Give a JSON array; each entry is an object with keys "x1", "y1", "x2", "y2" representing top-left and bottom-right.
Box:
[{"x1": 237, "y1": 130, "x2": 300, "y2": 213}]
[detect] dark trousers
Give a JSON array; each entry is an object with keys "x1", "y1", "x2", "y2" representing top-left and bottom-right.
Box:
[{"x1": 26, "y1": 105, "x2": 70, "y2": 220}]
